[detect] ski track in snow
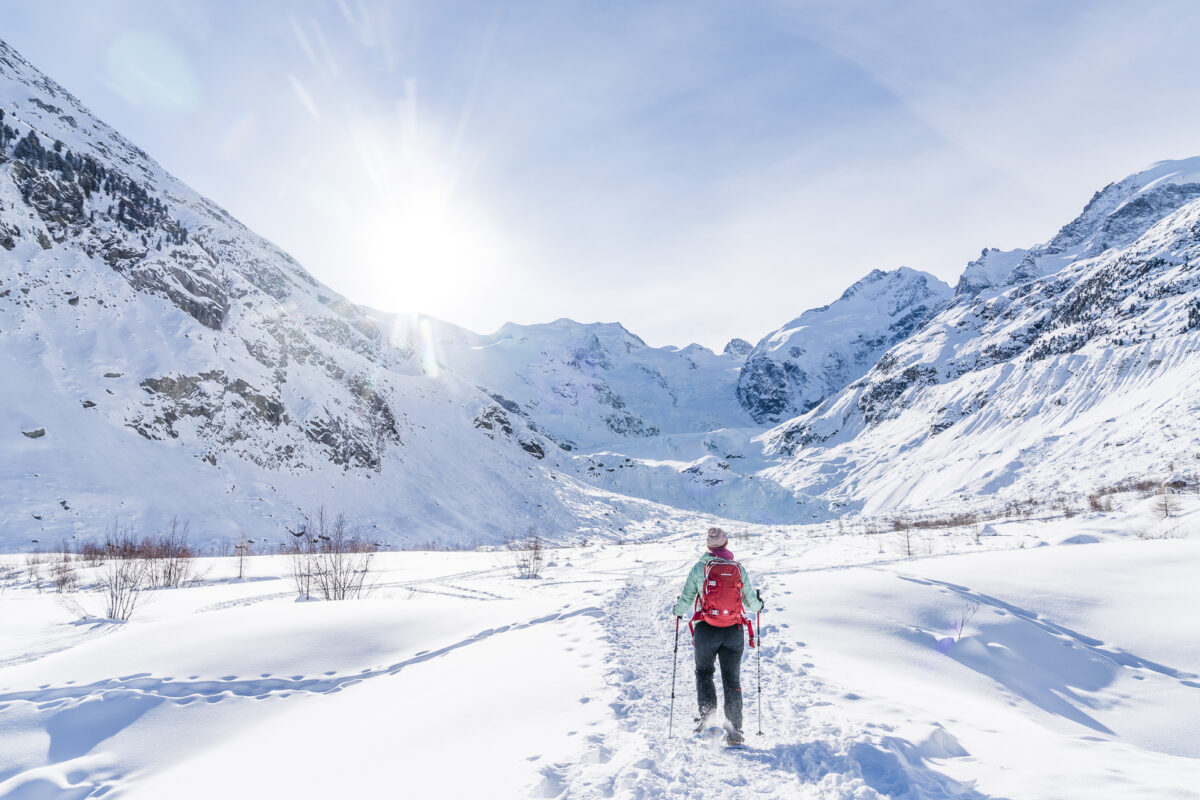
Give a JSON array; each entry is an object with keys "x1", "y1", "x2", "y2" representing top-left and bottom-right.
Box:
[{"x1": 534, "y1": 573, "x2": 993, "y2": 799}]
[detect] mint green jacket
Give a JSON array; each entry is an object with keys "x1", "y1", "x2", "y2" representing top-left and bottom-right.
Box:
[{"x1": 672, "y1": 553, "x2": 764, "y2": 618}]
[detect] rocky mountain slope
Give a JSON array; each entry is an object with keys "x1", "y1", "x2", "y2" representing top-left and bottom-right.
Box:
[
  {"x1": 372, "y1": 313, "x2": 755, "y2": 452},
  {"x1": 763, "y1": 162, "x2": 1200, "y2": 514},
  {"x1": 3, "y1": 35, "x2": 1200, "y2": 548},
  {"x1": 736, "y1": 267, "x2": 952, "y2": 423},
  {"x1": 0, "y1": 39, "x2": 679, "y2": 547}
]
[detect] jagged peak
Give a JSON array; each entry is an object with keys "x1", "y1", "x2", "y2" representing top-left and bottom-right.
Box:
[
  {"x1": 956, "y1": 156, "x2": 1200, "y2": 297},
  {"x1": 723, "y1": 338, "x2": 752, "y2": 357}
]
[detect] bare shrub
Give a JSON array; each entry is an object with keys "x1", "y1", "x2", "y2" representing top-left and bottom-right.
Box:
[
  {"x1": 51, "y1": 542, "x2": 79, "y2": 593},
  {"x1": 99, "y1": 543, "x2": 147, "y2": 621},
  {"x1": 952, "y1": 601, "x2": 980, "y2": 641},
  {"x1": 24, "y1": 548, "x2": 44, "y2": 592},
  {"x1": 0, "y1": 561, "x2": 19, "y2": 594},
  {"x1": 287, "y1": 508, "x2": 376, "y2": 600},
  {"x1": 78, "y1": 540, "x2": 106, "y2": 567},
  {"x1": 140, "y1": 518, "x2": 196, "y2": 588},
  {"x1": 505, "y1": 531, "x2": 546, "y2": 579}
]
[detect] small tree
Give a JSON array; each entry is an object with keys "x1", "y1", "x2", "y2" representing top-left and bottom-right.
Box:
[
  {"x1": 1155, "y1": 486, "x2": 1175, "y2": 520},
  {"x1": 234, "y1": 534, "x2": 252, "y2": 580},
  {"x1": 893, "y1": 518, "x2": 914, "y2": 558}
]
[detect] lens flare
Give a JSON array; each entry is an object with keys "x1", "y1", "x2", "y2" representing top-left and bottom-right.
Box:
[{"x1": 418, "y1": 317, "x2": 440, "y2": 377}]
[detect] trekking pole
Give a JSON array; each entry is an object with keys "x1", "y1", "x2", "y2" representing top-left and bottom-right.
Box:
[
  {"x1": 669, "y1": 616, "x2": 680, "y2": 738},
  {"x1": 756, "y1": 606, "x2": 764, "y2": 735}
]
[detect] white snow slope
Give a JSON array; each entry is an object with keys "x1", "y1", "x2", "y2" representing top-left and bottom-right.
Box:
[
  {"x1": 1, "y1": 493, "x2": 1197, "y2": 799},
  {"x1": 7, "y1": 35, "x2": 1200, "y2": 549},
  {"x1": 0, "y1": 39, "x2": 804, "y2": 548},
  {"x1": 764, "y1": 172, "x2": 1200, "y2": 517}
]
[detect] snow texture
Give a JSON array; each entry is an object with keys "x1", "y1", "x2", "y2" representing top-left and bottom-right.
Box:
[{"x1": 1, "y1": 499, "x2": 1198, "y2": 799}]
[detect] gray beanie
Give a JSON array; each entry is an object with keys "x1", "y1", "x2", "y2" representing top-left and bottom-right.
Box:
[{"x1": 706, "y1": 527, "x2": 728, "y2": 548}]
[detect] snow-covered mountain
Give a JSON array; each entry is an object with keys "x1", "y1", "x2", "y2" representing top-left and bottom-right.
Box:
[
  {"x1": 0, "y1": 39, "x2": 812, "y2": 547},
  {"x1": 957, "y1": 158, "x2": 1200, "y2": 296},
  {"x1": 372, "y1": 314, "x2": 754, "y2": 451},
  {"x1": 5, "y1": 34, "x2": 1200, "y2": 549},
  {"x1": 736, "y1": 267, "x2": 952, "y2": 423},
  {"x1": 0, "y1": 39, "x2": 662, "y2": 547},
  {"x1": 763, "y1": 163, "x2": 1200, "y2": 515}
]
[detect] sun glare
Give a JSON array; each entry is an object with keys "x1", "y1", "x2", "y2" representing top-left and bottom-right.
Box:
[{"x1": 339, "y1": 111, "x2": 509, "y2": 327}]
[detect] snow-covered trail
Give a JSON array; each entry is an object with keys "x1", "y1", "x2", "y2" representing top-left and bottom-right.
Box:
[{"x1": 541, "y1": 563, "x2": 987, "y2": 799}]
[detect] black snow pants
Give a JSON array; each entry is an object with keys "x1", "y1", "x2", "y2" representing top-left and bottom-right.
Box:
[{"x1": 693, "y1": 620, "x2": 745, "y2": 731}]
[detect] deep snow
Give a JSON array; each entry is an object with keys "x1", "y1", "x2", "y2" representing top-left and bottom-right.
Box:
[{"x1": 1, "y1": 492, "x2": 1197, "y2": 799}]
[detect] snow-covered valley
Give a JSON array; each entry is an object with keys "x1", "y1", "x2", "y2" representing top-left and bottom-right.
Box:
[
  {"x1": 6, "y1": 28, "x2": 1200, "y2": 548},
  {"x1": 3, "y1": 27, "x2": 1200, "y2": 800},
  {"x1": 2, "y1": 494, "x2": 1197, "y2": 799}
]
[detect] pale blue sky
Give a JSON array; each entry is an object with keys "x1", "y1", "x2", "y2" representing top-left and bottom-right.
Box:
[{"x1": 6, "y1": 1, "x2": 1200, "y2": 348}]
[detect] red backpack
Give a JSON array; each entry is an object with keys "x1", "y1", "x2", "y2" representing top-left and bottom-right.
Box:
[{"x1": 690, "y1": 558, "x2": 755, "y2": 647}]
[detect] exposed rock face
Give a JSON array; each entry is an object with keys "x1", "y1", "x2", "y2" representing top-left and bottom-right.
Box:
[
  {"x1": 385, "y1": 316, "x2": 754, "y2": 451},
  {"x1": 764, "y1": 169, "x2": 1200, "y2": 517},
  {"x1": 0, "y1": 38, "x2": 586, "y2": 545},
  {"x1": 736, "y1": 268, "x2": 952, "y2": 424},
  {"x1": 723, "y1": 338, "x2": 752, "y2": 357},
  {"x1": 8, "y1": 37, "x2": 1200, "y2": 541},
  {"x1": 957, "y1": 158, "x2": 1200, "y2": 297}
]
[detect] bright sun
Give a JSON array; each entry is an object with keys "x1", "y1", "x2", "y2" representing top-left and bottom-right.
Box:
[{"x1": 343, "y1": 117, "x2": 511, "y2": 326}]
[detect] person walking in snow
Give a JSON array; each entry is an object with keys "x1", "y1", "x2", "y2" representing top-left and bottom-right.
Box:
[{"x1": 672, "y1": 526, "x2": 764, "y2": 746}]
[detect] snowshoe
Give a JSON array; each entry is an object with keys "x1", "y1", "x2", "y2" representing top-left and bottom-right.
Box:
[{"x1": 724, "y1": 727, "x2": 746, "y2": 748}]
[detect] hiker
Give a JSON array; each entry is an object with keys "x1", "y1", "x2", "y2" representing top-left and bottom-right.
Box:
[{"x1": 672, "y1": 526, "x2": 764, "y2": 746}]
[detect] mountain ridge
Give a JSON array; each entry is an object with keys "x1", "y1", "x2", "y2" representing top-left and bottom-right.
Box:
[{"x1": 3, "y1": 37, "x2": 1200, "y2": 548}]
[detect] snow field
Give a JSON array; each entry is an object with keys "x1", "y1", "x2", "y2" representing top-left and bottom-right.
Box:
[{"x1": 1, "y1": 504, "x2": 1198, "y2": 799}]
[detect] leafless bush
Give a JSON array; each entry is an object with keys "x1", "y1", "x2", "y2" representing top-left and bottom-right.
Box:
[
  {"x1": 505, "y1": 531, "x2": 546, "y2": 579},
  {"x1": 24, "y1": 549, "x2": 44, "y2": 592},
  {"x1": 952, "y1": 601, "x2": 980, "y2": 641},
  {"x1": 51, "y1": 542, "x2": 79, "y2": 593},
  {"x1": 93, "y1": 521, "x2": 198, "y2": 589},
  {"x1": 78, "y1": 540, "x2": 106, "y2": 567},
  {"x1": 0, "y1": 561, "x2": 19, "y2": 594},
  {"x1": 399, "y1": 539, "x2": 479, "y2": 552},
  {"x1": 1139, "y1": 522, "x2": 1190, "y2": 540},
  {"x1": 287, "y1": 508, "x2": 376, "y2": 600},
  {"x1": 100, "y1": 551, "x2": 147, "y2": 621},
  {"x1": 139, "y1": 518, "x2": 197, "y2": 588}
]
